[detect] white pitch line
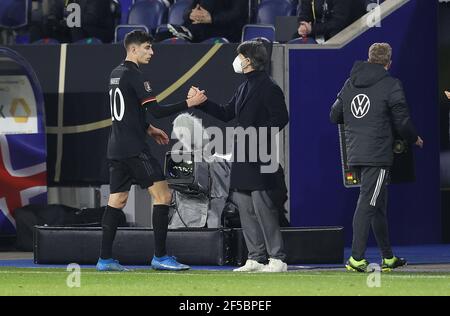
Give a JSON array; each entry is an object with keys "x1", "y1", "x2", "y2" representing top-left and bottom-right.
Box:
[{"x1": 0, "y1": 270, "x2": 449, "y2": 280}]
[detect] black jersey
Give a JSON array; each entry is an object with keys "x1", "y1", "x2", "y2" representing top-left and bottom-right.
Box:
[
  {"x1": 107, "y1": 60, "x2": 189, "y2": 159},
  {"x1": 107, "y1": 61, "x2": 156, "y2": 159}
]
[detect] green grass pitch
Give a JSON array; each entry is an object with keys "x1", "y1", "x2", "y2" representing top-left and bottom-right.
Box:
[{"x1": 1, "y1": 268, "x2": 450, "y2": 296}]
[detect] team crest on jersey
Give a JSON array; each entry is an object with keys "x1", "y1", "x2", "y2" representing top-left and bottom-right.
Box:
[{"x1": 144, "y1": 81, "x2": 152, "y2": 93}]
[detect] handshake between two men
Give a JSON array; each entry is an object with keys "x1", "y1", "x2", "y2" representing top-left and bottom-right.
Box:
[
  {"x1": 146, "y1": 86, "x2": 206, "y2": 146},
  {"x1": 186, "y1": 86, "x2": 207, "y2": 108}
]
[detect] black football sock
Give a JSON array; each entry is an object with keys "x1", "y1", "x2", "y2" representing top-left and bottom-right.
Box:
[
  {"x1": 152, "y1": 204, "x2": 170, "y2": 258},
  {"x1": 100, "y1": 205, "x2": 126, "y2": 260}
]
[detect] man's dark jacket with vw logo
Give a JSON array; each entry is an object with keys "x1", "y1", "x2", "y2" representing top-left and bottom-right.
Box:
[{"x1": 330, "y1": 61, "x2": 418, "y2": 167}]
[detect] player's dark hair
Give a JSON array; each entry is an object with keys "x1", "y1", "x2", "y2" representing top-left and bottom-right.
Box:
[
  {"x1": 237, "y1": 40, "x2": 268, "y2": 71},
  {"x1": 124, "y1": 30, "x2": 153, "y2": 49}
]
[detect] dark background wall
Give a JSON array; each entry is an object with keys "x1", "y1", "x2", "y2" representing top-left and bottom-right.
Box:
[
  {"x1": 439, "y1": 1, "x2": 450, "y2": 243},
  {"x1": 288, "y1": 0, "x2": 441, "y2": 246}
]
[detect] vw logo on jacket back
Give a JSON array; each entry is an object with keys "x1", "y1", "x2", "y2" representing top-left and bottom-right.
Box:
[{"x1": 351, "y1": 94, "x2": 371, "y2": 118}]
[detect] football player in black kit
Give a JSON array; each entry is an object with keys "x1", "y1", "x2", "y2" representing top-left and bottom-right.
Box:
[{"x1": 97, "y1": 30, "x2": 207, "y2": 271}]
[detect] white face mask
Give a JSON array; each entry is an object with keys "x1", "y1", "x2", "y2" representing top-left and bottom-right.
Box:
[{"x1": 233, "y1": 56, "x2": 246, "y2": 74}]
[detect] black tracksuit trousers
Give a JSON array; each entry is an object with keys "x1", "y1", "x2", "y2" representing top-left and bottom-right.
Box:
[{"x1": 351, "y1": 166, "x2": 394, "y2": 261}]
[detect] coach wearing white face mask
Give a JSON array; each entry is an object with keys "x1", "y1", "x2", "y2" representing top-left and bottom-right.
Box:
[{"x1": 188, "y1": 41, "x2": 290, "y2": 272}]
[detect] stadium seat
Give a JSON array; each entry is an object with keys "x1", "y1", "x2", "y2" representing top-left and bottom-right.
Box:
[
  {"x1": 168, "y1": 0, "x2": 193, "y2": 25},
  {"x1": 241, "y1": 24, "x2": 275, "y2": 42},
  {"x1": 288, "y1": 37, "x2": 317, "y2": 44},
  {"x1": 32, "y1": 38, "x2": 60, "y2": 45},
  {"x1": 115, "y1": 24, "x2": 150, "y2": 42},
  {"x1": 257, "y1": 0, "x2": 295, "y2": 25},
  {"x1": 159, "y1": 37, "x2": 190, "y2": 45},
  {"x1": 128, "y1": 0, "x2": 168, "y2": 33},
  {"x1": 201, "y1": 37, "x2": 230, "y2": 44},
  {"x1": 0, "y1": 0, "x2": 29, "y2": 29},
  {"x1": 156, "y1": 24, "x2": 169, "y2": 34},
  {"x1": 119, "y1": 0, "x2": 133, "y2": 24}
]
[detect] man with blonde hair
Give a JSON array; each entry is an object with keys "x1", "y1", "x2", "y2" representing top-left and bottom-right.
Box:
[{"x1": 330, "y1": 43, "x2": 423, "y2": 272}]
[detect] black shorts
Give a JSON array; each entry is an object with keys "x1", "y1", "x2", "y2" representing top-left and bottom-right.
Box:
[{"x1": 109, "y1": 150, "x2": 166, "y2": 194}]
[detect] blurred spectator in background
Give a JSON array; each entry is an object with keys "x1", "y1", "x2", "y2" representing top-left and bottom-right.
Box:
[
  {"x1": 69, "y1": 0, "x2": 117, "y2": 43},
  {"x1": 30, "y1": 0, "x2": 70, "y2": 43},
  {"x1": 183, "y1": 0, "x2": 248, "y2": 43},
  {"x1": 445, "y1": 91, "x2": 450, "y2": 100},
  {"x1": 295, "y1": 0, "x2": 366, "y2": 43},
  {"x1": 30, "y1": 0, "x2": 117, "y2": 43}
]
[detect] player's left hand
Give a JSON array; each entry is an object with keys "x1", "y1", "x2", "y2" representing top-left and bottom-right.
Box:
[{"x1": 148, "y1": 125, "x2": 170, "y2": 145}]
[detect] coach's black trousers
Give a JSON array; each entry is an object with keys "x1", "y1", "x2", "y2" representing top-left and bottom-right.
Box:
[{"x1": 352, "y1": 166, "x2": 394, "y2": 261}]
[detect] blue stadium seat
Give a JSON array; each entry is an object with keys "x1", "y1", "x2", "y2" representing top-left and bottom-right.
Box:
[
  {"x1": 0, "y1": 0, "x2": 29, "y2": 29},
  {"x1": 241, "y1": 24, "x2": 275, "y2": 42},
  {"x1": 168, "y1": 0, "x2": 193, "y2": 25},
  {"x1": 128, "y1": 0, "x2": 168, "y2": 33},
  {"x1": 201, "y1": 37, "x2": 230, "y2": 44},
  {"x1": 159, "y1": 37, "x2": 190, "y2": 45},
  {"x1": 115, "y1": 24, "x2": 150, "y2": 42},
  {"x1": 32, "y1": 38, "x2": 60, "y2": 45},
  {"x1": 156, "y1": 24, "x2": 169, "y2": 34},
  {"x1": 119, "y1": 0, "x2": 133, "y2": 24},
  {"x1": 257, "y1": 0, "x2": 294, "y2": 25}
]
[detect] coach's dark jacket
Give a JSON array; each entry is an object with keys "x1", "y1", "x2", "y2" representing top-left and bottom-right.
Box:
[
  {"x1": 183, "y1": 0, "x2": 248, "y2": 42},
  {"x1": 330, "y1": 61, "x2": 418, "y2": 167},
  {"x1": 200, "y1": 70, "x2": 289, "y2": 190},
  {"x1": 298, "y1": 0, "x2": 366, "y2": 40}
]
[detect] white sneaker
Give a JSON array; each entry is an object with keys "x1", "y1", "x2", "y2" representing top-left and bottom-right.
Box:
[
  {"x1": 233, "y1": 259, "x2": 265, "y2": 272},
  {"x1": 261, "y1": 258, "x2": 288, "y2": 273}
]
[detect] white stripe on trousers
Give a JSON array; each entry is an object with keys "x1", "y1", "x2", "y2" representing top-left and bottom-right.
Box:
[{"x1": 370, "y1": 169, "x2": 386, "y2": 207}]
